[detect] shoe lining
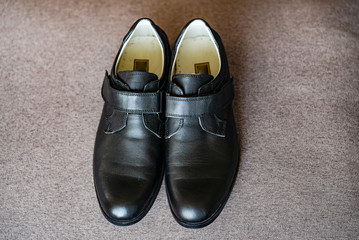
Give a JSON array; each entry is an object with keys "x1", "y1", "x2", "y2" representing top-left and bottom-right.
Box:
[
  {"x1": 115, "y1": 19, "x2": 164, "y2": 78},
  {"x1": 171, "y1": 20, "x2": 221, "y2": 78}
]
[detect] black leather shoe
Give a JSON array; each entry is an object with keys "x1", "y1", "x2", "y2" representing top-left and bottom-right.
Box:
[
  {"x1": 165, "y1": 19, "x2": 239, "y2": 228},
  {"x1": 93, "y1": 18, "x2": 170, "y2": 226}
]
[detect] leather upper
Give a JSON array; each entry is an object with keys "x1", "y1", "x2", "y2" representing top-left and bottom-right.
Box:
[
  {"x1": 102, "y1": 72, "x2": 163, "y2": 115},
  {"x1": 165, "y1": 19, "x2": 239, "y2": 228},
  {"x1": 93, "y1": 18, "x2": 170, "y2": 225},
  {"x1": 101, "y1": 72, "x2": 164, "y2": 137}
]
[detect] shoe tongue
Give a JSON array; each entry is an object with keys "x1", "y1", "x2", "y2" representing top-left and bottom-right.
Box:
[
  {"x1": 172, "y1": 74, "x2": 213, "y2": 96},
  {"x1": 116, "y1": 71, "x2": 158, "y2": 91}
]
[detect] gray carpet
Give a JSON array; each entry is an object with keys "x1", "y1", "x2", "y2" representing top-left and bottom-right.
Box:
[{"x1": 1, "y1": 0, "x2": 359, "y2": 239}]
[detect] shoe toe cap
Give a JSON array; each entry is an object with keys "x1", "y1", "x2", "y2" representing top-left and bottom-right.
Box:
[
  {"x1": 167, "y1": 178, "x2": 230, "y2": 227},
  {"x1": 176, "y1": 206, "x2": 209, "y2": 223},
  {"x1": 95, "y1": 176, "x2": 155, "y2": 224},
  {"x1": 106, "y1": 204, "x2": 140, "y2": 221}
]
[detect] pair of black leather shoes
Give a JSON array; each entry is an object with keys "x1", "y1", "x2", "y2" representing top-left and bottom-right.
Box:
[{"x1": 93, "y1": 18, "x2": 239, "y2": 228}]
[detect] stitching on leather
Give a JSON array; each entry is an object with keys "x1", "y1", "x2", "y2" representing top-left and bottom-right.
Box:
[
  {"x1": 198, "y1": 116, "x2": 226, "y2": 137},
  {"x1": 166, "y1": 113, "x2": 209, "y2": 118},
  {"x1": 165, "y1": 100, "x2": 232, "y2": 118},
  {"x1": 177, "y1": 74, "x2": 213, "y2": 78},
  {"x1": 104, "y1": 99, "x2": 161, "y2": 114},
  {"x1": 167, "y1": 95, "x2": 219, "y2": 102},
  {"x1": 121, "y1": 112, "x2": 128, "y2": 126},
  {"x1": 112, "y1": 91, "x2": 159, "y2": 97},
  {"x1": 166, "y1": 82, "x2": 232, "y2": 102},
  {"x1": 111, "y1": 106, "x2": 159, "y2": 113},
  {"x1": 120, "y1": 72, "x2": 156, "y2": 76},
  {"x1": 104, "y1": 86, "x2": 162, "y2": 113},
  {"x1": 170, "y1": 83, "x2": 184, "y2": 95},
  {"x1": 103, "y1": 112, "x2": 128, "y2": 134},
  {"x1": 214, "y1": 114, "x2": 226, "y2": 135},
  {"x1": 165, "y1": 119, "x2": 183, "y2": 139},
  {"x1": 165, "y1": 118, "x2": 169, "y2": 136},
  {"x1": 165, "y1": 82, "x2": 233, "y2": 117},
  {"x1": 142, "y1": 114, "x2": 162, "y2": 138}
]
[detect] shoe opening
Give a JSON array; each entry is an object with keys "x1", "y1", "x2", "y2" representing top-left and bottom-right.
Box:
[
  {"x1": 115, "y1": 19, "x2": 164, "y2": 78},
  {"x1": 171, "y1": 19, "x2": 221, "y2": 79}
]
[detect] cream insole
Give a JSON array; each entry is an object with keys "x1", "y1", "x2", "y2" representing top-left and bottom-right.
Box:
[
  {"x1": 171, "y1": 19, "x2": 221, "y2": 79},
  {"x1": 173, "y1": 36, "x2": 220, "y2": 76},
  {"x1": 116, "y1": 36, "x2": 163, "y2": 77}
]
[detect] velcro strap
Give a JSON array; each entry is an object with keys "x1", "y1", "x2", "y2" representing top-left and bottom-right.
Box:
[
  {"x1": 102, "y1": 73, "x2": 162, "y2": 114},
  {"x1": 165, "y1": 79, "x2": 234, "y2": 117}
]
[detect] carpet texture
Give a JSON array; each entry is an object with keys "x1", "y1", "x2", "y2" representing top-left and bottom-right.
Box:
[{"x1": 1, "y1": 0, "x2": 358, "y2": 239}]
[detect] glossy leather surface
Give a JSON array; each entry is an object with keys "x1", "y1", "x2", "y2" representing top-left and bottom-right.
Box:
[
  {"x1": 93, "y1": 18, "x2": 170, "y2": 226},
  {"x1": 165, "y1": 19, "x2": 239, "y2": 228}
]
